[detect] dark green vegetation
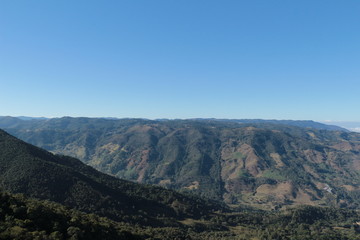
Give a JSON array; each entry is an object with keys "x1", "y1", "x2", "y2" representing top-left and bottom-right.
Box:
[
  {"x1": 0, "y1": 129, "x2": 224, "y2": 226},
  {"x1": 0, "y1": 191, "x2": 141, "y2": 240},
  {"x1": 2, "y1": 117, "x2": 360, "y2": 210},
  {"x1": 0, "y1": 127, "x2": 360, "y2": 239},
  {"x1": 1, "y1": 190, "x2": 360, "y2": 239}
]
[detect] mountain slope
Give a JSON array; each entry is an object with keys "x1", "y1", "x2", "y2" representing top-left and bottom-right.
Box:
[
  {"x1": 0, "y1": 129, "x2": 224, "y2": 226},
  {"x1": 1, "y1": 127, "x2": 360, "y2": 239},
  {"x1": 2, "y1": 117, "x2": 360, "y2": 209}
]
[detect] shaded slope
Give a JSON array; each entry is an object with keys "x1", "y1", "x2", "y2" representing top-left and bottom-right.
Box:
[
  {"x1": 0, "y1": 129, "x2": 224, "y2": 226},
  {"x1": 0, "y1": 191, "x2": 141, "y2": 240}
]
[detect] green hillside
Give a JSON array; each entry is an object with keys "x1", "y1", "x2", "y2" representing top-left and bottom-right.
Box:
[
  {"x1": 0, "y1": 191, "x2": 141, "y2": 240},
  {"x1": 0, "y1": 129, "x2": 225, "y2": 226}
]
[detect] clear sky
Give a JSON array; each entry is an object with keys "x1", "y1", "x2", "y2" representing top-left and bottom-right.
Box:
[{"x1": 1, "y1": 1, "x2": 359, "y2": 121}]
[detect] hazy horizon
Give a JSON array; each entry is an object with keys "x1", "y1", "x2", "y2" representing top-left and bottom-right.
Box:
[{"x1": 2, "y1": 115, "x2": 360, "y2": 132}]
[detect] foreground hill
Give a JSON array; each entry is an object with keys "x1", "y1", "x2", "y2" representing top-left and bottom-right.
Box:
[
  {"x1": 0, "y1": 191, "x2": 141, "y2": 240},
  {"x1": 0, "y1": 189, "x2": 228, "y2": 240},
  {"x1": 1, "y1": 189, "x2": 360, "y2": 239},
  {"x1": 2, "y1": 117, "x2": 360, "y2": 209},
  {"x1": 0, "y1": 129, "x2": 224, "y2": 227}
]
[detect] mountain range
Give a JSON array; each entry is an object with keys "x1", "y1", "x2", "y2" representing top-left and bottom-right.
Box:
[
  {"x1": 1, "y1": 121, "x2": 360, "y2": 239},
  {"x1": 1, "y1": 116, "x2": 360, "y2": 210}
]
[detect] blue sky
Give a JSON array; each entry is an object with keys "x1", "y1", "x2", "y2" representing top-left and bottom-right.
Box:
[{"x1": 1, "y1": 1, "x2": 359, "y2": 121}]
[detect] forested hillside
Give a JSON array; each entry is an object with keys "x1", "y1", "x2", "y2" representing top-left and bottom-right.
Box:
[
  {"x1": 0, "y1": 129, "x2": 225, "y2": 227},
  {"x1": 1, "y1": 190, "x2": 360, "y2": 239}
]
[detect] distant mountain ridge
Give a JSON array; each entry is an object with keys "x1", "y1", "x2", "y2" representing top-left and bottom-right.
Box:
[
  {"x1": 177, "y1": 118, "x2": 347, "y2": 131},
  {"x1": 1, "y1": 116, "x2": 360, "y2": 210},
  {"x1": 0, "y1": 116, "x2": 348, "y2": 131},
  {"x1": 320, "y1": 121, "x2": 360, "y2": 133}
]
